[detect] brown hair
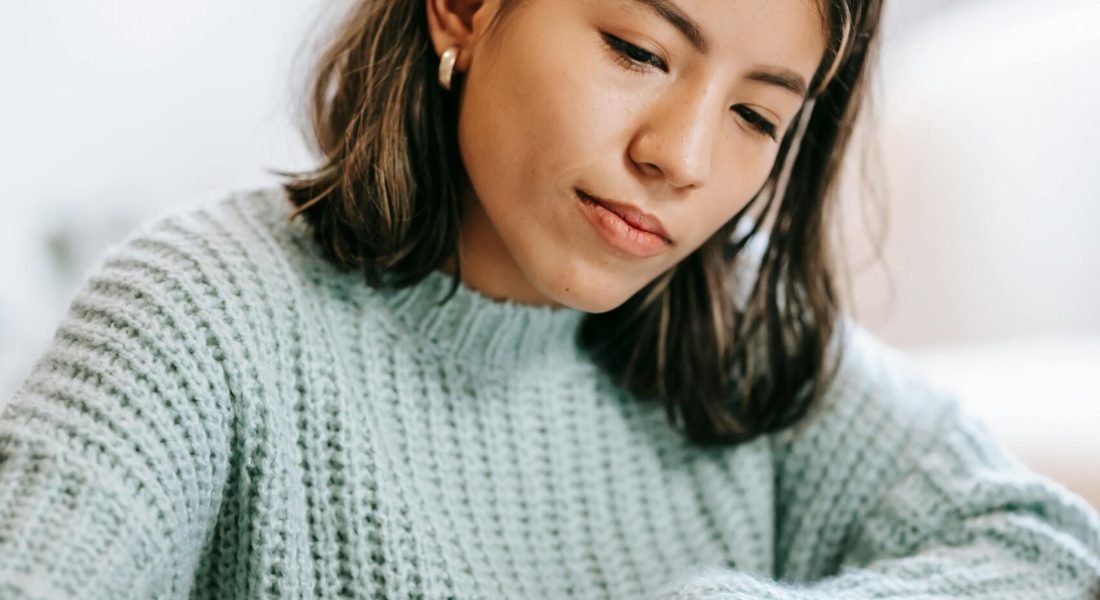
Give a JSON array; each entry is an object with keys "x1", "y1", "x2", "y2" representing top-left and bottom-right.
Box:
[{"x1": 282, "y1": 0, "x2": 885, "y2": 446}]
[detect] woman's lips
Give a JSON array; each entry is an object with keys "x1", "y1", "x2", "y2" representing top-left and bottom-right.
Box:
[
  {"x1": 576, "y1": 188, "x2": 672, "y2": 259},
  {"x1": 575, "y1": 189, "x2": 672, "y2": 242}
]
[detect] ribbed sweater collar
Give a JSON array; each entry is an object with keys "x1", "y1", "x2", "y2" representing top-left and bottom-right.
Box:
[{"x1": 375, "y1": 269, "x2": 588, "y2": 368}]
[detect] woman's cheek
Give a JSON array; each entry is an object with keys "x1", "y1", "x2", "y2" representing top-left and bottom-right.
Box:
[{"x1": 542, "y1": 56, "x2": 614, "y2": 152}]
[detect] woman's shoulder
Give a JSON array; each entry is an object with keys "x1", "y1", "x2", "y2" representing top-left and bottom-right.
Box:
[
  {"x1": 770, "y1": 319, "x2": 961, "y2": 457},
  {"x1": 97, "y1": 186, "x2": 348, "y2": 312},
  {"x1": 117, "y1": 186, "x2": 319, "y2": 277},
  {"x1": 44, "y1": 187, "x2": 350, "y2": 373}
]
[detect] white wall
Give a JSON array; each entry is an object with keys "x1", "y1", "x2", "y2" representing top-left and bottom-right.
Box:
[
  {"x1": 840, "y1": 0, "x2": 1100, "y2": 346},
  {"x1": 836, "y1": 0, "x2": 1100, "y2": 507},
  {"x1": 0, "y1": 0, "x2": 321, "y2": 390}
]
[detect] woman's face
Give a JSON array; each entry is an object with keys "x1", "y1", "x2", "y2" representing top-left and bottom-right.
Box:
[{"x1": 435, "y1": 0, "x2": 827, "y2": 312}]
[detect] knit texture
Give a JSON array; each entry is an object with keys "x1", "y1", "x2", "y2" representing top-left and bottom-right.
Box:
[{"x1": 1, "y1": 187, "x2": 1098, "y2": 599}]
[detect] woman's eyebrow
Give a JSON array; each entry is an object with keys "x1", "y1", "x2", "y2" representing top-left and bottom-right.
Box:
[
  {"x1": 627, "y1": 0, "x2": 810, "y2": 98},
  {"x1": 628, "y1": 0, "x2": 709, "y2": 53},
  {"x1": 748, "y1": 68, "x2": 809, "y2": 98}
]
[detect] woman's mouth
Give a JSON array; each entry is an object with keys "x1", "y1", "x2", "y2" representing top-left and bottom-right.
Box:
[{"x1": 576, "y1": 188, "x2": 672, "y2": 259}]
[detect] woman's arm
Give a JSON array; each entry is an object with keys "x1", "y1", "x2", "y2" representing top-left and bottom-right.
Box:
[
  {"x1": 654, "y1": 324, "x2": 1100, "y2": 599},
  {"x1": 0, "y1": 224, "x2": 235, "y2": 599}
]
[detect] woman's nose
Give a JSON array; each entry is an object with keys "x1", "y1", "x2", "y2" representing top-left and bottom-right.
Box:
[{"x1": 627, "y1": 90, "x2": 720, "y2": 191}]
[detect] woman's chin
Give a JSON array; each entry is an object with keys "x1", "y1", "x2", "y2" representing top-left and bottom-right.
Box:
[
  {"x1": 522, "y1": 254, "x2": 655, "y2": 314},
  {"x1": 532, "y1": 278, "x2": 634, "y2": 315}
]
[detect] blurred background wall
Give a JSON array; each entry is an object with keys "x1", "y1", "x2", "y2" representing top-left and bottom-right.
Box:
[
  {"x1": 1, "y1": 0, "x2": 1097, "y2": 504},
  {"x1": 834, "y1": 0, "x2": 1100, "y2": 506}
]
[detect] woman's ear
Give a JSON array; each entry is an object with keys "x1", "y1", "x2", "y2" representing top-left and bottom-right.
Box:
[{"x1": 425, "y1": 0, "x2": 490, "y2": 71}]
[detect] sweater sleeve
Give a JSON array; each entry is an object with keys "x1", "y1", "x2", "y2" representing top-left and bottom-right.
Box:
[
  {"x1": 653, "y1": 323, "x2": 1100, "y2": 600},
  {"x1": 0, "y1": 222, "x2": 235, "y2": 599}
]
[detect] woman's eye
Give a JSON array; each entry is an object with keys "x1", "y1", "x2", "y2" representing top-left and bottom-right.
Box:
[
  {"x1": 601, "y1": 33, "x2": 668, "y2": 73},
  {"x1": 600, "y1": 33, "x2": 777, "y2": 142},
  {"x1": 732, "y1": 105, "x2": 778, "y2": 141}
]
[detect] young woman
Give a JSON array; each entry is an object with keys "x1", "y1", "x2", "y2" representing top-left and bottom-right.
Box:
[{"x1": 2, "y1": 0, "x2": 1098, "y2": 598}]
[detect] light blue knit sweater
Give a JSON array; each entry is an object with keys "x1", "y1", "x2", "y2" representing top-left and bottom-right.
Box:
[{"x1": 1, "y1": 187, "x2": 1098, "y2": 599}]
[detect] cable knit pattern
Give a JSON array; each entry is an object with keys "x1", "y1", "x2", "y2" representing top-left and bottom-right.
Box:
[{"x1": 1, "y1": 187, "x2": 1098, "y2": 599}]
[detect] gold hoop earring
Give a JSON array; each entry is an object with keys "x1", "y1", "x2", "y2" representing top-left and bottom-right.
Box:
[{"x1": 438, "y1": 46, "x2": 459, "y2": 91}]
